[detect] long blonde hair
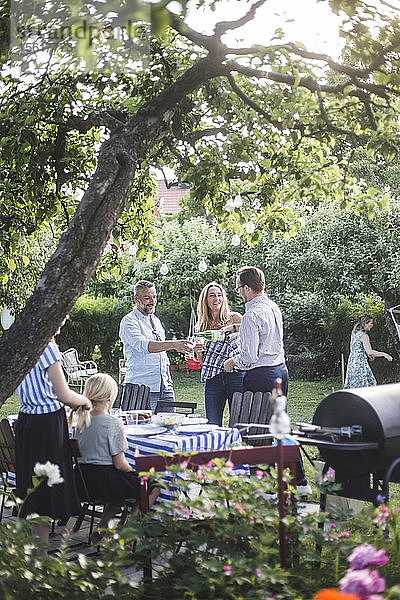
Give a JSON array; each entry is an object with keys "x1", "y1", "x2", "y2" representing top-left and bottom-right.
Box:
[
  {"x1": 75, "y1": 373, "x2": 118, "y2": 433},
  {"x1": 195, "y1": 282, "x2": 231, "y2": 332}
]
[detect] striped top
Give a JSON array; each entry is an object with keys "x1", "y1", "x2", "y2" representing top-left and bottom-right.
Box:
[{"x1": 17, "y1": 342, "x2": 63, "y2": 414}]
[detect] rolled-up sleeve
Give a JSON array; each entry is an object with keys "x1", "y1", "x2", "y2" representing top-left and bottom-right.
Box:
[
  {"x1": 119, "y1": 313, "x2": 151, "y2": 354},
  {"x1": 234, "y1": 314, "x2": 259, "y2": 370}
]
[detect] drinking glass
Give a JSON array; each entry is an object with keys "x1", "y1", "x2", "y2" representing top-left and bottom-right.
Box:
[{"x1": 126, "y1": 411, "x2": 139, "y2": 427}]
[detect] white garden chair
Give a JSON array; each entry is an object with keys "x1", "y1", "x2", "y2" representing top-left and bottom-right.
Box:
[{"x1": 61, "y1": 348, "x2": 98, "y2": 392}]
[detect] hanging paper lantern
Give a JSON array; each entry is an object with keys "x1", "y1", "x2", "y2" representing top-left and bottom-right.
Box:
[
  {"x1": 224, "y1": 198, "x2": 235, "y2": 212},
  {"x1": 231, "y1": 234, "x2": 241, "y2": 246},
  {"x1": 128, "y1": 242, "x2": 138, "y2": 256},
  {"x1": 198, "y1": 258, "x2": 208, "y2": 272},
  {"x1": 245, "y1": 221, "x2": 255, "y2": 234},
  {"x1": 160, "y1": 262, "x2": 169, "y2": 275},
  {"x1": 233, "y1": 193, "x2": 243, "y2": 208}
]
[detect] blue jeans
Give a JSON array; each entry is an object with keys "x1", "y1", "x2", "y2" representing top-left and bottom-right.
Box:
[
  {"x1": 149, "y1": 382, "x2": 175, "y2": 412},
  {"x1": 243, "y1": 363, "x2": 288, "y2": 396},
  {"x1": 244, "y1": 363, "x2": 306, "y2": 485},
  {"x1": 205, "y1": 371, "x2": 245, "y2": 426}
]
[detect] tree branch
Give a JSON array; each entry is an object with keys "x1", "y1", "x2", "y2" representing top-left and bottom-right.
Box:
[
  {"x1": 226, "y1": 72, "x2": 282, "y2": 129},
  {"x1": 214, "y1": 0, "x2": 267, "y2": 36}
]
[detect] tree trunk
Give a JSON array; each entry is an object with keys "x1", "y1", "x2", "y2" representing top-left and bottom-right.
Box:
[{"x1": 0, "y1": 56, "x2": 226, "y2": 404}]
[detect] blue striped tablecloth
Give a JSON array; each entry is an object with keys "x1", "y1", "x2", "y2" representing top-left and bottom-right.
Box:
[{"x1": 125, "y1": 426, "x2": 243, "y2": 506}]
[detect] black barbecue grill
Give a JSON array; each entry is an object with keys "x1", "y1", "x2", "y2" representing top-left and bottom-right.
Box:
[{"x1": 293, "y1": 383, "x2": 400, "y2": 502}]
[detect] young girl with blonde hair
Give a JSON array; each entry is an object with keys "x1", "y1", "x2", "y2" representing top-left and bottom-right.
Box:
[{"x1": 75, "y1": 373, "x2": 158, "y2": 544}]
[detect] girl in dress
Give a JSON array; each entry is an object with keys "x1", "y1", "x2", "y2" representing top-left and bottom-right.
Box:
[
  {"x1": 344, "y1": 314, "x2": 393, "y2": 388},
  {"x1": 75, "y1": 373, "x2": 159, "y2": 544}
]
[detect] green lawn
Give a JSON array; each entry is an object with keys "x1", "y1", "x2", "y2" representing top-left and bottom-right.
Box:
[
  {"x1": 2, "y1": 371, "x2": 342, "y2": 424},
  {"x1": 171, "y1": 369, "x2": 342, "y2": 424}
]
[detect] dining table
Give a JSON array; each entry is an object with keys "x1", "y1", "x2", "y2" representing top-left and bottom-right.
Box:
[{"x1": 124, "y1": 423, "x2": 244, "y2": 506}]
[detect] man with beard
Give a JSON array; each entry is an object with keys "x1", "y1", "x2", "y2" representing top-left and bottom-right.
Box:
[{"x1": 119, "y1": 280, "x2": 193, "y2": 411}]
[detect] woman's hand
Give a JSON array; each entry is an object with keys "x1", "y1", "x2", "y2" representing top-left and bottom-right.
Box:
[
  {"x1": 220, "y1": 323, "x2": 239, "y2": 334},
  {"x1": 384, "y1": 353, "x2": 393, "y2": 362},
  {"x1": 224, "y1": 358, "x2": 236, "y2": 372},
  {"x1": 81, "y1": 398, "x2": 93, "y2": 411}
]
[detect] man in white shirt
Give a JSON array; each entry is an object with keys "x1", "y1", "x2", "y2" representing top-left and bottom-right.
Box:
[
  {"x1": 119, "y1": 280, "x2": 193, "y2": 411},
  {"x1": 223, "y1": 266, "x2": 288, "y2": 395},
  {"x1": 224, "y1": 266, "x2": 311, "y2": 494}
]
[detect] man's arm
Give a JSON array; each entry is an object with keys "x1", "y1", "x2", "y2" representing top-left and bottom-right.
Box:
[
  {"x1": 148, "y1": 340, "x2": 194, "y2": 354},
  {"x1": 224, "y1": 314, "x2": 259, "y2": 372}
]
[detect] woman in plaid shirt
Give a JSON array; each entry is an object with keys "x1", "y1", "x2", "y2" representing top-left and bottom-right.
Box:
[{"x1": 195, "y1": 282, "x2": 245, "y2": 425}]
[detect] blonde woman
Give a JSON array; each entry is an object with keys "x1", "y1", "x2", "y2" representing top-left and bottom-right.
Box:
[
  {"x1": 75, "y1": 373, "x2": 159, "y2": 544},
  {"x1": 195, "y1": 282, "x2": 244, "y2": 425},
  {"x1": 344, "y1": 314, "x2": 392, "y2": 388}
]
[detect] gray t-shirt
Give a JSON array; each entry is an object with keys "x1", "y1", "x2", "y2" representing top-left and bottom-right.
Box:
[{"x1": 77, "y1": 414, "x2": 128, "y2": 465}]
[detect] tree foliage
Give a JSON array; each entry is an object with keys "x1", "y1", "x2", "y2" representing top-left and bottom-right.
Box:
[{"x1": 0, "y1": 0, "x2": 400, "y2": 402}]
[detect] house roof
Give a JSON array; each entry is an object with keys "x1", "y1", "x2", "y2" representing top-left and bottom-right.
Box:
[{"x1": 154, "y1": 180, "x2": 190, "y2": 215}]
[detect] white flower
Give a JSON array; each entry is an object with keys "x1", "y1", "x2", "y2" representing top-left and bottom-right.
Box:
[{"x1": 34, "y1": 462, "x2": 64, "y2": 487}]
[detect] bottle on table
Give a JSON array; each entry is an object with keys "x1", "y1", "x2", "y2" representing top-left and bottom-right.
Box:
[
  {"x1": 269, "y1": 378, "x2": 291, "y2": 440},
  {"x1": 195, "y1": 330, "x2": 230, "y2": 342}
]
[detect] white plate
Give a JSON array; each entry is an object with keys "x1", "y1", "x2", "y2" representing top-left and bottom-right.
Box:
[
  {"x1": 125, "y1": 424, "x2": 167, "y2": 437},
  {"x1": 176, "y1": 424, "x2": 220, "y2": 434},
  {"x1": 182, "y1": 416, "x2": 208, "y2": 425}
]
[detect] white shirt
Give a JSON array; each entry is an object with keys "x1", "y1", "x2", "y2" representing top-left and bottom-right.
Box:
[
  {"x1": 234, "y1": 294, "x2": 285, "y2": 370},
  {"x1": 119, "y1": 307, "x2": 170, "y2": 392}
]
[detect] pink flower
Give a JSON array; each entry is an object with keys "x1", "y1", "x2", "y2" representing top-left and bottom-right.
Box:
[
  {"x1": 323, "y1": 468, "x2": 336, "y2": 482},
  {"x1": 256, "y1": 470, "x2": 264, "y2": 478},
  {"x1": 341, "y1": 532, "x2": 350, "y2": 538},
  {"x1": 331, "y1": 523, "x2": 337, "y2": 530},
  {"x1": 180, "y1": 460, "x2": 188, "y2": 469},
  {"x1": 223, "y1": 565, "x2": 232, "y2": 576},
  {"x1": 374, "y1": 506, "x2": 390, "y2": 527},
  {"x1": 140, "y1": 476, "x2": 149, "y2": 483},
  {"x1": 206, "y1": 460, "x2": 215, "y2": 468},
  {"x1": 225, "y1": 460, "x2": 234, "y2": 469},
  {"x1": 348, "y1": 545, "x2": 389, "y2": 570},
  {"x1": 340, "y1": 569, "x2": 385, "y2": 599}
]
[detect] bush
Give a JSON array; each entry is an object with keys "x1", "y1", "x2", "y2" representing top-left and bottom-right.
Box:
[
  {"x1": 57, "y1": 295, "x2": 129, "y2": 373},
  {"x1": 3, "y1": 460, "x2": 400, "y2": 599}
]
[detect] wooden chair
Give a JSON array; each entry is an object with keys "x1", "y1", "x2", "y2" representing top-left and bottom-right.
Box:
[
  {"x1": 112, "y1": 383, "x2": 151, "y2": 411},
  {"x1": 70, "y1": 438, "x2": 137, "y2": 544},
  {"x1": 229, "y1": 391, "x2": 274, "y2": 445},
  {"x1": 136, "y1": 444, "x2": 301, "y2": 579},
  {"x1": 61, "y1": 348, "x2": 98, "y2": 393},
  {"x1": 0, "y1": 419, "x2": 16, "y2": 522},
  {"x1": 155, "y1": 401, "x2": 197, "y2": 415}
]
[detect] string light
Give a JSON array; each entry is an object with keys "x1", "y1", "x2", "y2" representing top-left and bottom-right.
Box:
[
  {"x1": 232, "y1": 193, "x2": 243, "y2": 208},
  {"x1": 160, "y1": 262, "x2": 169, "y2": 275},
  {"x1": 128, "y1": 242, "x2": 138, "y2": 256},
  {"x1": 198, "y1": 258, "x2": 208, "y2": 272},
  {"x1": 224, "y1": 198, "x2": 235, "y2": 212},
  {"x1": 231, "y1": 234, "x2": 241, "y2": 246},
  {"x1": 245, "y1": 221, "x2": 255, "y2": 234}
]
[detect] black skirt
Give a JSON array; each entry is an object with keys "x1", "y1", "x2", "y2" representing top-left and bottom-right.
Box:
[
  {"x1": 76, "y1": 463, "x2": 141, "y2": 507},
  {"x1": 15, "y1": 408, "x2": 81, "y2": 520}
]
